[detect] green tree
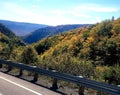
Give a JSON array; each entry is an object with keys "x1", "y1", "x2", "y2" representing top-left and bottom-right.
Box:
[{"x1": 20, "y1": 46, "x2": 39, "y2": 66}]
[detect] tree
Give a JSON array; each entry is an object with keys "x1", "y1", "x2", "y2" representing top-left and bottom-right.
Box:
[{"x1": 20, "y1": 46, "x2": 39, "y2": 66}]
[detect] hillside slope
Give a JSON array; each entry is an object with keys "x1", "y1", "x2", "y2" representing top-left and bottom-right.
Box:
[
  {"x1": 7, "y1": 18, "x2": 120, "y2": 84},
  {"x1": 0, "y1": 20, "x2": 48, "y2": 36},
  {"x1": 38, "y1": 19, "x2": 120, "y2": 65},
  {"x1": 0, "y1": 23, "x2": 25, "y2": 59},
  {"x1": 23, "y1": 24, "x2": 89, "y2": 43},
  {"x1": 32, "y1": 18, "x2": 120, "y2": 82}
]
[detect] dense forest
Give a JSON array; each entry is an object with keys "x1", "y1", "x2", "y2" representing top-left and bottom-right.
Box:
[
  {"x1": 0, "y1": 18, "x2": 120, "y2": 85},
  {"x1": 0, "y1": 23, "x2": 25, "y2": 59}
]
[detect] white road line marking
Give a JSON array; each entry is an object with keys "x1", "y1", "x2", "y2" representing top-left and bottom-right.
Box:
[
  {"x1": 0, "y1": 76, "x2": 42, "y2": 95},
  {"x1": 0, "y1": 93, "x2": 3, "y2": 95}
]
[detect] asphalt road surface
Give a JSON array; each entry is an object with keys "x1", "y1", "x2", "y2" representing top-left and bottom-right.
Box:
[{"x1": 0, "y1": 72, "x2": 62, "y2": 95}]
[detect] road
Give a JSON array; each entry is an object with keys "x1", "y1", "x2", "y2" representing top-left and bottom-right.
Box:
[{"x1": 0, "y1": 72, "x2": 62, "y2": 95}]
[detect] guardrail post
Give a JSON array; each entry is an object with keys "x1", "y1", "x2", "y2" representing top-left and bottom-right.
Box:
[
  {"x1": 19, "y1": 69, "x2": 23, "y2": 76},
  {"x1": 7, "y1": 66, "x2": 12, "y2": 72},
  {"x1": 33, "y1": 73, "x2": 38, "y2": 82},
  {"x1": 52, "y1": 78, "x2": 58, "y2": 90},
  {"x1": 0, "y1": 64, "x2": 2, "y2": 68},
  {"x1": 78, "y1": 86, "x2": 85, "y2": 95}
]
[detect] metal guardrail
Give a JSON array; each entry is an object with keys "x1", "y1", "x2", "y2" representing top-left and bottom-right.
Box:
[{"x1": 0, "y1": 59, "x2": 120, "y2": 95}]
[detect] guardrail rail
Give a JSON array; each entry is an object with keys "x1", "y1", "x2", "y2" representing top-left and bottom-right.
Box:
[{"x1": 0, "y1": 59, "x2": 120, "y2": 95}]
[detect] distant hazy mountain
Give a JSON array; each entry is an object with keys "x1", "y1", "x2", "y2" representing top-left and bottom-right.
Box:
[
  {"x1": 23, "y1": 24, "x2": 90, "y2": 44},
  {"x1": 0, "y1": 23, "x2": 25, "y2": 47},
  {"x1": 0, "y1": 20, "x2": 48, "y2": 36},
  {"x1": 0, "y1": 22, "x2": 25, "y2": 59}
]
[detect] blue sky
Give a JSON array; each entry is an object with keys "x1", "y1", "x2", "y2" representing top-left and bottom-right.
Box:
[{"x1": 0, "y1": 0, "x2": 120, "y2": 25}]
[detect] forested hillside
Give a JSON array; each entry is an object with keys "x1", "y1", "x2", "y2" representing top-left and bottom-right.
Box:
[
  {"x1": 0, "y1": 23, "x2": 25, "y2": 59},
  {"x1": 1, "y1": 18, "x2": 120, "y2": 85},
  {"x1": 32, "y1": 18, "x2": 120, "y2": 84},
  {"x1": 23, "y1": 24, "x2": 89, "y2": 43}
]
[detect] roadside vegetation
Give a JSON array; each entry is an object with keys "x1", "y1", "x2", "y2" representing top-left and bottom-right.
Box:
[{"x1": 0, "y1": 18, "x2": 120, "y2": 86}]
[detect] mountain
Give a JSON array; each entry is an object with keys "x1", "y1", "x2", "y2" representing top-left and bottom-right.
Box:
[
  {"x1": 32, "y1": 18, "x2": 120, "y2": 81},
  {"x1": 0, "y1": 22, "x2": 25, "y2": 46},
  {"x1": 0, "y1": 20, "x2": 48, "y2": 36},
  {"x1": 0, "y1": 17, "x2": 119, "y2": 84},
  {"x1": 0, "y1": 23, "x2": 25, "y2": 59},
  {"x1": 5, "y1": 18, "x2": 119, "y2": 84},
  {"x1": 23, "y1": 24, "x2": 89, "y2": 43}
]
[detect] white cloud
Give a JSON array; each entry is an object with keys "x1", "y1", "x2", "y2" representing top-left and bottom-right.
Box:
[
  {"x1": 0, "y1": 2, "x2": 84, "y2": 25},
  {"x1": 0, "y1": 2, "x2": 118, "y2": 25},
  {"x1": 72, "y1": 13, "x2": 91, "y2": 18},
  {"x1": 0, "y1": 2, "x2": 45, "y2": 23},
  {"x1": 75, "y1": 4, "x2": 118, "y2": 13}
]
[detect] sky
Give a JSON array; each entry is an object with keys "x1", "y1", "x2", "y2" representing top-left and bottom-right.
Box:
[{"x1": 0, "y1": 0, "x2": 120, "y2": 26}]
